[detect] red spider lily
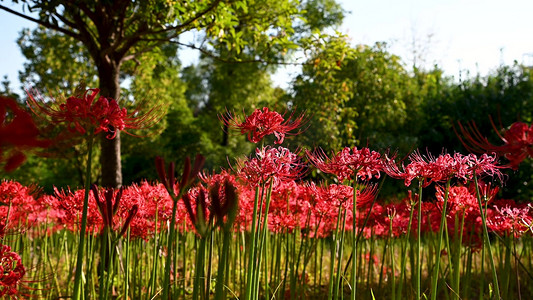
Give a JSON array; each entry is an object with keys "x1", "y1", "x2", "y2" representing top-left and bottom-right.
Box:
[
  {"x1": 384, "y1": 151, "x2": 502, "y2": 188},
  {"x1": 0, "y1": 180, "x2": 48, "y2": 231},
  {"x1": 457, "y1": 120, "x2": 533, "y2": 169},
  {"x1": 27, "y1": 88, "x2": 162, "y2": 139},
  {"x1": 307, "y1": 147, "x2": 382, "y2": 182},
  {"x1": 125, "y1": 181, "x2": 175, "y2": 238},
  {"x1": 182, "y1": 186, "x2": 210, "y2": 236},
  {"x1": 0, "y1": 244, "x2": 25, "y2": 297},
  {"x1": 155, "y1": 154, "x2": 205, "y2": 198},
  {"x1": 436, "y1": 185, "x2": 478, "y2": 214},
  {"x1": 434, "y1": 185, "x2": 483, "y2": 241},
  {"x1": 203, "y1": 172, "x2": 240, "y2": 227},
  {"x1": 268, "y1": 181, "x2": 310, "y2": 234},
  {"x1": 488, "y1": 200, "x2": 532, "y2": 238},
  {"x1": 236, "y1": 146, "x2": 306, "y2": 187},
  {"x1": 463, "y1": 153, "x2": 505, "y2": 182},
  {"x1": 0, "y1": 96, "x2": 49, "y2": 171},
  {"x1": 468, "y1": 179, "x2": 500, "y2": 204},
  {"x1": 90, "y1": 185, "x2": 138, "y2": 236},
  {"x1": 220, "y1": 107, "x2": 307, "y2": 144},
  {"x1": 53, "y1": 187, "x2": 101, "y2": 233},
  {"x1": 383, "y1": 151, "x2": 454, "y2": 187}
]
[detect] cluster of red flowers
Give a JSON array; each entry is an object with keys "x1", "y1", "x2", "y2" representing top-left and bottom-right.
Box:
[
  {"x1": 0, "y1": 244, "x2": 26, "y2": 297},
  {"x1": 0, "y1": 181, "x2": 29, "y2": 296},
  {"x1": 307, "y1": 147, "x2": 383, "y2": 182},
  {"x1": 3, "y1": 103, "x2": 533, "y2": 298},
  {"x1": 236, "y1": 146, "x2": 306, "y2": 187},
  {"x1": 383, "y1": 151, "x2": 503, "y2": 187},
  {"x1": 2, "y1": 106, "x2": 527, "y2": 243},
  {"x1": 28, "y1": 88, "x2": 161, "y2": 139},
  {"x1": 1, "y1": 172, "x2": 531, "y2": 243}
]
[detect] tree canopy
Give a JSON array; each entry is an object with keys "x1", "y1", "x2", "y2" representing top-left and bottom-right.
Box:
[{"x1": 0, "y1": 0, "x2": 345, "y2": 187}]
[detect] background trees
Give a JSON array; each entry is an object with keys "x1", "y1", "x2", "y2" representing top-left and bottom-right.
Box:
[
  {"x1": 0, "y1": 0, "x2": 345, "y2": 187},
  {"x1": 2, "y1": 1, "x2": 533, "y2": 200}
]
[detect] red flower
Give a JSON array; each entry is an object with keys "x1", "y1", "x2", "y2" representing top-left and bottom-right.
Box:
[
  {"x1": 463, "y1": 153, "x2": 504, "y2": 181},
  {"x1": 201, "y1": 171, "x2": 240, "y2": 227},
  {"x1": 28, "y1": 88, "x2": 161, "y2": 139},
  {"x1": 308, "y1": 147, "x2": 382, "y2": 182},
  {"x1": 182, "y1": 186, "x2": 210, "y2": 236},
  {"x1": 221, "y1": 107, "x2": 306, "y2": 144},
  {"x1": 0, "y1": 96, "x2": 49, "y2": 171},
  {"x1": 383, "y1": 151, "x2": 502, "y2": 187},
  {"x1": 91, "y1": 185, "x2": 138, "y2": 236},
  {"x1": 436, "y1": 185, "x2": 478, "y2": 213},
  {"x1": 236, "y1": 146, "x2": 306, "y2": 186},
  {"x1": 0, "y1": 244, "x2": 25, "y2": 297},
  {"x1": 488, "y1": 200, "x2": 532, "y2": 237},
  {"x1": 457, "y1": 120, "x2": 533, "y2": 169}
]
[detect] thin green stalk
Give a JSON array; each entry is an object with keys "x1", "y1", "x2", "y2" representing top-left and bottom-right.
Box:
[
  {"x1": 378, "y1": 237, "x2": 389, "y2": 293},
  {"x1": 98, "y1": 229, "x2": 108, "y2": 300},
  {"x1": 162, "y1": 192, "x2": 183, "y2": 299},
  {"x1": 245, "y1": 185, "x2": 262, "y2": 300},
  {"x1": 333, "y1": 207, "x2": 348, "y2": 300},
  {"x1": 73, "y1": 133, "x2": 95, "y2": 300},
  {"x1": 397, "y1": 198, "x2": 415, "y2": 299},
  {"x1": 480, "y1": 236, "x2": 485, "y2": 300},
  {"x1": 502, "y1": 235, "x2": 511, "y2": 300},
  {"x1": 254, "y1": 180, "x2": 273, "y2": 300},
  {"x1": 431, "y1": 178, "x2": 451, "y2": 300},
  {"x1": 473, "y1": 174, "x2": 501, "y2": 299},
  {"x1": 328, "y1": 204, "x2": 344, "y2": 300},
  {"x1": 182, "y1": 224, "x2": 188, "y2": 300},
  {"x1": 452, "y1": 209, "x2": 466, "y2": 300},
  {"x1": 351, "y1": 180, "x2": 358, "y2": 300},
  {"x1": 463, "y1": 234, "x2": 473, "y2": 298},
  {"x1": 416, "y1": 180, "x2": 423, "y2": 300},
  {"x1": 206, "y1": 230, "x2": 214, "y2": 298},
  {"x1": 513, "y1": 237, "x2": 522, "y2": 300},
  {"x1": 281, "y1": 232, "x2": 291, "y2": 299},
  {"x1": 389, "y1": 216, "x2": 396, "y2": 300},
  {"x1": 214, "y1": 227, "x2": 232, "y2": 299},
  {"x1": 149, "y1": 206, "x2": 159, "y2": 297},
  {"x1": 124, "y1": 227, "x2": 131, "y2": 300}
]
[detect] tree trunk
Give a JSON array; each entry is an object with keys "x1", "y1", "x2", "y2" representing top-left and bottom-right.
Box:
[{"x1": 98, "y1": 60, "x2": 122, "y2": 188}]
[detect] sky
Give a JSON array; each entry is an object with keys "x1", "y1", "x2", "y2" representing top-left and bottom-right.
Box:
[{"x1": 1, "y1": 0, "x2": 533, "y2": 94}]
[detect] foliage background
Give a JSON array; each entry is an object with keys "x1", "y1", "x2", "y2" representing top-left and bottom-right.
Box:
[{"x1": 0, "y1": 0, "x2": 532, "y2": 201}]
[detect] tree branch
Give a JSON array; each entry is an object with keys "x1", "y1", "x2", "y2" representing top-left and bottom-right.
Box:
[
  {"x1": 0, "y1": 4, "x2": 80, "y2": 39},
  {"x1": 164, "y1": 39, "x2": 311, "y2": 66},
  {"x1": 61, "y1": 4, "x2": 101, "y2": 63},
  {"x1": 150, "y1": 0, "x2": 223, "y2": 37}
]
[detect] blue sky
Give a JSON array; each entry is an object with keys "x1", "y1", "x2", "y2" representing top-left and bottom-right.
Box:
[{"x1": 1, "y1": 0, "x2": 533, "y2": 94}]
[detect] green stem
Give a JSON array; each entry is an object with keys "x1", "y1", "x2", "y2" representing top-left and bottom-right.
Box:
[
  {"x1": 333, "y1": 207, "x2": 348, "y2": 300},
  {"x1": 124, "y1": 227, "x2": 131, "y2": 300},
  {"x1": 72, "y1": 133, "x2": 95, "y2": 300},
  {"x1": 416, "y1": 180, "x2": 423, "y2": 300},
  {"x1": 328, "y1": 204, "x2": 344, "y2": 300},
  {"x1": 390, "y1": 217, "x2": 396, "y2": 300},
  {"x1": 150, "y1": 206, "x2": 159, "y2": 297},
  {"x1": 254, "y1": 179, "x2": 273, "y2": 299},
  {"x1": 351, "y1": 180, "x2": 358, "y2": 300},
  {"x1": 162, "y1": 197, "x2": 179, "y2": 299},
  {"x1": 193, "y1": 236, "x2": 207, "y2": 300},
  {"x1": 430, "y1": 178, "x2": 451, "y2": 300},
  {"x1": 214, "y1": 228, "x2": 232, "y2": 299},
  {"x1": 473, "y1": 174, "x2": 501, "y2": 299},
  {"x1": 245, "y1": 185, "x2": 261, "y2": 300},
  {"x1": 397, "y1": 198, "x2": 415, "y2": 299}
]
